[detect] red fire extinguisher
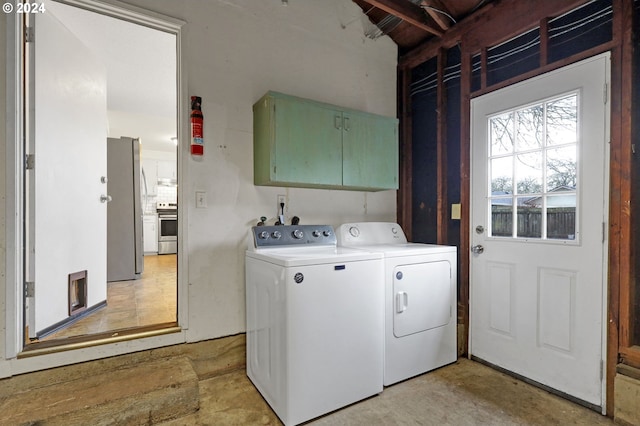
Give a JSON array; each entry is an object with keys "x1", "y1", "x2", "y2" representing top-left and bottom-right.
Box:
[{"x1": 190, "y1": 96, "x2": 204, "y2": 156}]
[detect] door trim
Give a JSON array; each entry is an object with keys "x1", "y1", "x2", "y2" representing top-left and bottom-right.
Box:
[{"x1": 4, "y1": 0, "x2": 188, "y2": 365}]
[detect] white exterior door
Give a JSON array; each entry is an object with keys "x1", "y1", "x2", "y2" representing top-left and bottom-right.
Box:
[
  {"x1": 470, "y1": 54, "x2": 609, "y2": 408},
  {"x1": 25, "y1": 8, "x2": 108, "y2": 337}
]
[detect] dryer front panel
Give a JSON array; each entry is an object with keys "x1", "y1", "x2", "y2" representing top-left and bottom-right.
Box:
[{"x1": 393, "y1": 261, "x2": 452, "y2": 337}]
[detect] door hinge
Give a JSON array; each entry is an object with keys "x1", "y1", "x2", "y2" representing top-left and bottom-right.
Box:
[
  {"x1": 603, "y1": 83, "x2": 608, "y2": 104},
  {"x1": 25, "y1": 281, "x2": 35, "y2": 298},
  {"x1": 25, "y1": 26, "x2": 34, "y2": 43},
  {"x1": 25, "y1": 154, "x2": 35, "y2": 170}
]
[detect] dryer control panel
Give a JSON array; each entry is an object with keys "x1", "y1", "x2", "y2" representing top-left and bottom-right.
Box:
[
  {"x1": 336, "y1": 222, "x2": 408, "y2": 246},
  {"x1": 250, "y1": 225, "x2": 336, "y2": 248}
]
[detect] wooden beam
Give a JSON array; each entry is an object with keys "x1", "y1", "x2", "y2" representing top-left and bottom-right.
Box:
[
  {"x1": 459, "y1": 50, "x2": 472, "y2": 355},
  {"x1": 359, "y1": 0, "x2": 443, "y2": 37},
  {"x1": 436, "y1": 48, "x2": 448, "y2": 245},
  {"x1": 540, "y1": 18, "x2": 549, "y2": 67},
  {"x1": 400, "y1": 0, "x2": 590, "y2": 70},
  {"x1": 398, "y1": 67, "x2": 414, "y2": 239},
  {"x1": 480, "y1": 47, "x2": 487, "y2": 90},
  {"x1": 420, "y1": 0, "x2": 451, "y2": 31},
  {"x1": 608, "y1": 0, "x2": 634, "y2": 416}
]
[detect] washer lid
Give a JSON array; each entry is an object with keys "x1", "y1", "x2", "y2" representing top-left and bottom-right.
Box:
[{"x1": 246, "y1": 246, "x2": 383, "y2": 267}]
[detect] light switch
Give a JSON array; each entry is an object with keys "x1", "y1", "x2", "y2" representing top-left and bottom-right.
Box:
[
  {"x1": 451, "y1": 203, "x2": 461, "y2": 220},
  {"x1": 196, "y1": 191, "x2": 207, "y2": 208}
]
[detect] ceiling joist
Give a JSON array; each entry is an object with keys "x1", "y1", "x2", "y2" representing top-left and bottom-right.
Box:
[
  {"x1": 420, "y1": 0, "x2": 451, "y2": 31},
  {"x1": 359, "y1": 0, "x2": 443, "y2": 37}
]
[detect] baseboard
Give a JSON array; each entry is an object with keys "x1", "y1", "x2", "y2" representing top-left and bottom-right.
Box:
[{"x1": 35, "y1": 300, "x2": 107, "y2": 339}]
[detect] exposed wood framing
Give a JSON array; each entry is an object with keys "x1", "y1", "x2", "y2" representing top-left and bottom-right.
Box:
[
  {"x1": 436, "y1": 48, "x2": 448, "y2": 245},
  {"x1": 459, "y1": 50, "x2": 472, "y2": 349},
  {"x1": 471, "y1": 42, "x2": 615, "y2": 98},
  {"x1": 400, "y1": 0, "x2": 588, "y2": 69},
  {"x1": 397, "y1": 0, "x2": 636, "y2": 416},
  {"x1": 398, "y1": 67, "x2": 413, "y2": 239},
  {"x1": 540, "y1": 18, "x2": 549, "y2": 67},
  {"x1": 359, "y1": 0, "x2": 443, "y2": 37},
  {"x1": 480, "y1": 47, "x2": 487, "y2": 90},
  {"x1": 612, "y1": 0, "x2": 636, "y2": 380},
  {"x1": 420, "y1": 0, "x2": 451, "y2": 31},
  {"x1": 606, "y1": 0, "x2": 631, "y2": 414}
]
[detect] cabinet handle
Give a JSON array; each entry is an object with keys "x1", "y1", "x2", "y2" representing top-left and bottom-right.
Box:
[
  {"x1": 334, "y1": 115, "x2": 342, "y2": 130},
  {"x1": 344, "y1": 117, "x2": 350, "y2": 132}
]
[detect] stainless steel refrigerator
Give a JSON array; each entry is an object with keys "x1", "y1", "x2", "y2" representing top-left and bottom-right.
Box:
[{"x1": 107, "y1": 136, "x2": 144, "y2": 282}]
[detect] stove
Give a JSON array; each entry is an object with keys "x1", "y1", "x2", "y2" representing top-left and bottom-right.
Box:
[{"x1": 156, "y1": 202, "x2": 177, "y2": 254}]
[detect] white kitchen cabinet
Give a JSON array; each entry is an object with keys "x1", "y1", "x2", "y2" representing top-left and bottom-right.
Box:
[
  {"x1": 157, "y1": 159, "x2": 176, "y2": 180},
  {"x1": 143, "y1": 214, "x2": 158, "y2": 254},
  {"x1": 141, "y1": 158, "x2": 158, "y2": 196}
]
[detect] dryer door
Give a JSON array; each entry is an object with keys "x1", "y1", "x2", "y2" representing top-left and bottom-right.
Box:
[{"x1": 393, "y1": 261, "x2": 452, "y2": 337}]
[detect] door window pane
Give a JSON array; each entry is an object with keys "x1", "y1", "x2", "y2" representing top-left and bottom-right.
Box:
[
  {"x1": 547, "y1": 194, "x2": 576, "y2": 240},
  {"x1": 516, "y1": 105, "x2": 543, "y2": 150},
  {"x1": 491, "y1": 200, "x2": 513, "y2": 237},
  {"x1": 547, "y1": 95, "x2": 578, "y2": 146},
  {"x1": 487, "y1": 91, "x2": 579, "y2": 242},
  {"x1": 515, "y1": 152, "x2": 543, "y2": 194},
  {"x1": 491, "y1": 157, "x2": 513, "y2": 194},
  {"x1": 517, "y1": 197, "x2": 542, "y2": 238},
  {"x1": 547, "y1": 146, "x2": 577, "y2": 191},
  {"x1": 490, "y1": 112, "x2": 514, "y2": 155}
]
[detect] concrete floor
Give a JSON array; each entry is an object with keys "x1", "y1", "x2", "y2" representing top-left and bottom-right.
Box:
[
  {"x1": 161, "y1": 358, "x2": 613, "y2": 426},
  {"x1": 1, "y1": 335, "x2": 615, "y2": 425}
]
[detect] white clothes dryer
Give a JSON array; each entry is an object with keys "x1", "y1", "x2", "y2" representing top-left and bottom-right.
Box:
[
  {"x1": 246, "y1": 225, "x2": 384, "y2": 426},
  {"x1": 337, "y1": 222, "x2": 457, "y2": 386}
]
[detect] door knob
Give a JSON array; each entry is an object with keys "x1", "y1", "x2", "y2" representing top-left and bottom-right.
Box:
[
  {"x1": 100, "y1": 194, "x2": 112, "y2": 203},
  {"x1": 471, "y1": 244, "x2": 484, "y2": 254}
]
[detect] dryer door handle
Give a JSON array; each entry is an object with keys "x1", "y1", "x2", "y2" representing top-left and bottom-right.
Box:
[{"x1": 396, "y1": 291, "x2": 408, "y2": 313}]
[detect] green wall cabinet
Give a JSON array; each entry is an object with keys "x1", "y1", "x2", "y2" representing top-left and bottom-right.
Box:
[{"x1": 253, "y1": 91, "x2": 398, "y2": 191}]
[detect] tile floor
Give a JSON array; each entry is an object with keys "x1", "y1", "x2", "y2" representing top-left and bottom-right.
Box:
[{"x1": 41, "y1": 254, "x2": 177, "y2": 341}]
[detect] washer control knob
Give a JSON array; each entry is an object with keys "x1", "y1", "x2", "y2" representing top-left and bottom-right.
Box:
[
  {"x1": 258, "y1": 231, "x2": 269, "y2": 239},
  {"x1": 323, "y1": 229, "x2": 332, "y2": 237},
  {"x1": 349, "y1": 227, "x2": 360, "y2": 237},
  {"x1": 293, "y1": 229, "x2": 304, "y2": 239},
  {"x1": 391, "y1": 227, "x2": 398, "y2": 234},
  {"x1": 271, "y1": 231, "x2": 282, "y2": 239},
  {"x1": 312, "y1": 230, "x2": 321, "y2": 237}
]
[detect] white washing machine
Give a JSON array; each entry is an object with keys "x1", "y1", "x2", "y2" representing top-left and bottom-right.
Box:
[
  {"x1": 245, "y1": 225, "x2": 384, "y2": 426},
  {"x1": 337, "y1": 222, "x2": 457, "y2": 386}
]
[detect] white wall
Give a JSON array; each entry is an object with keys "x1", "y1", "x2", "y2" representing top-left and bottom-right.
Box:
[{"x1": 0, "y1": 0, "x2": 397, "y2": 373}]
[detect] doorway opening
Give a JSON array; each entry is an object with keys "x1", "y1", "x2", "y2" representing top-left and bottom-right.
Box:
[{"x1": 21, "y1": 1, "x2": 182, "y2": 350}]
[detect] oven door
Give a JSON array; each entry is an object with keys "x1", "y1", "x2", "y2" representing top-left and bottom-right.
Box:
[{"x1": 158, "y1": 214, "x2": 177, "y2": 254}]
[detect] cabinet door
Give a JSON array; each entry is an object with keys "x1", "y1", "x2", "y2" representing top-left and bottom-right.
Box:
[
  {"x1": 141, "y1": 159, "x2": 158, "y2": 195},
  {"x1": 157, "y1": 159, "x2": 176, "y2": 179},
  {"x1": 273, "y1": 97, "x2": 343, "y2": 186},
  {"x1": 143, "y1": 217, "x2": 158, "y2": 253},
  {"x1": 342, "y1": 111, "x2": 398, "y2": 190}
]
